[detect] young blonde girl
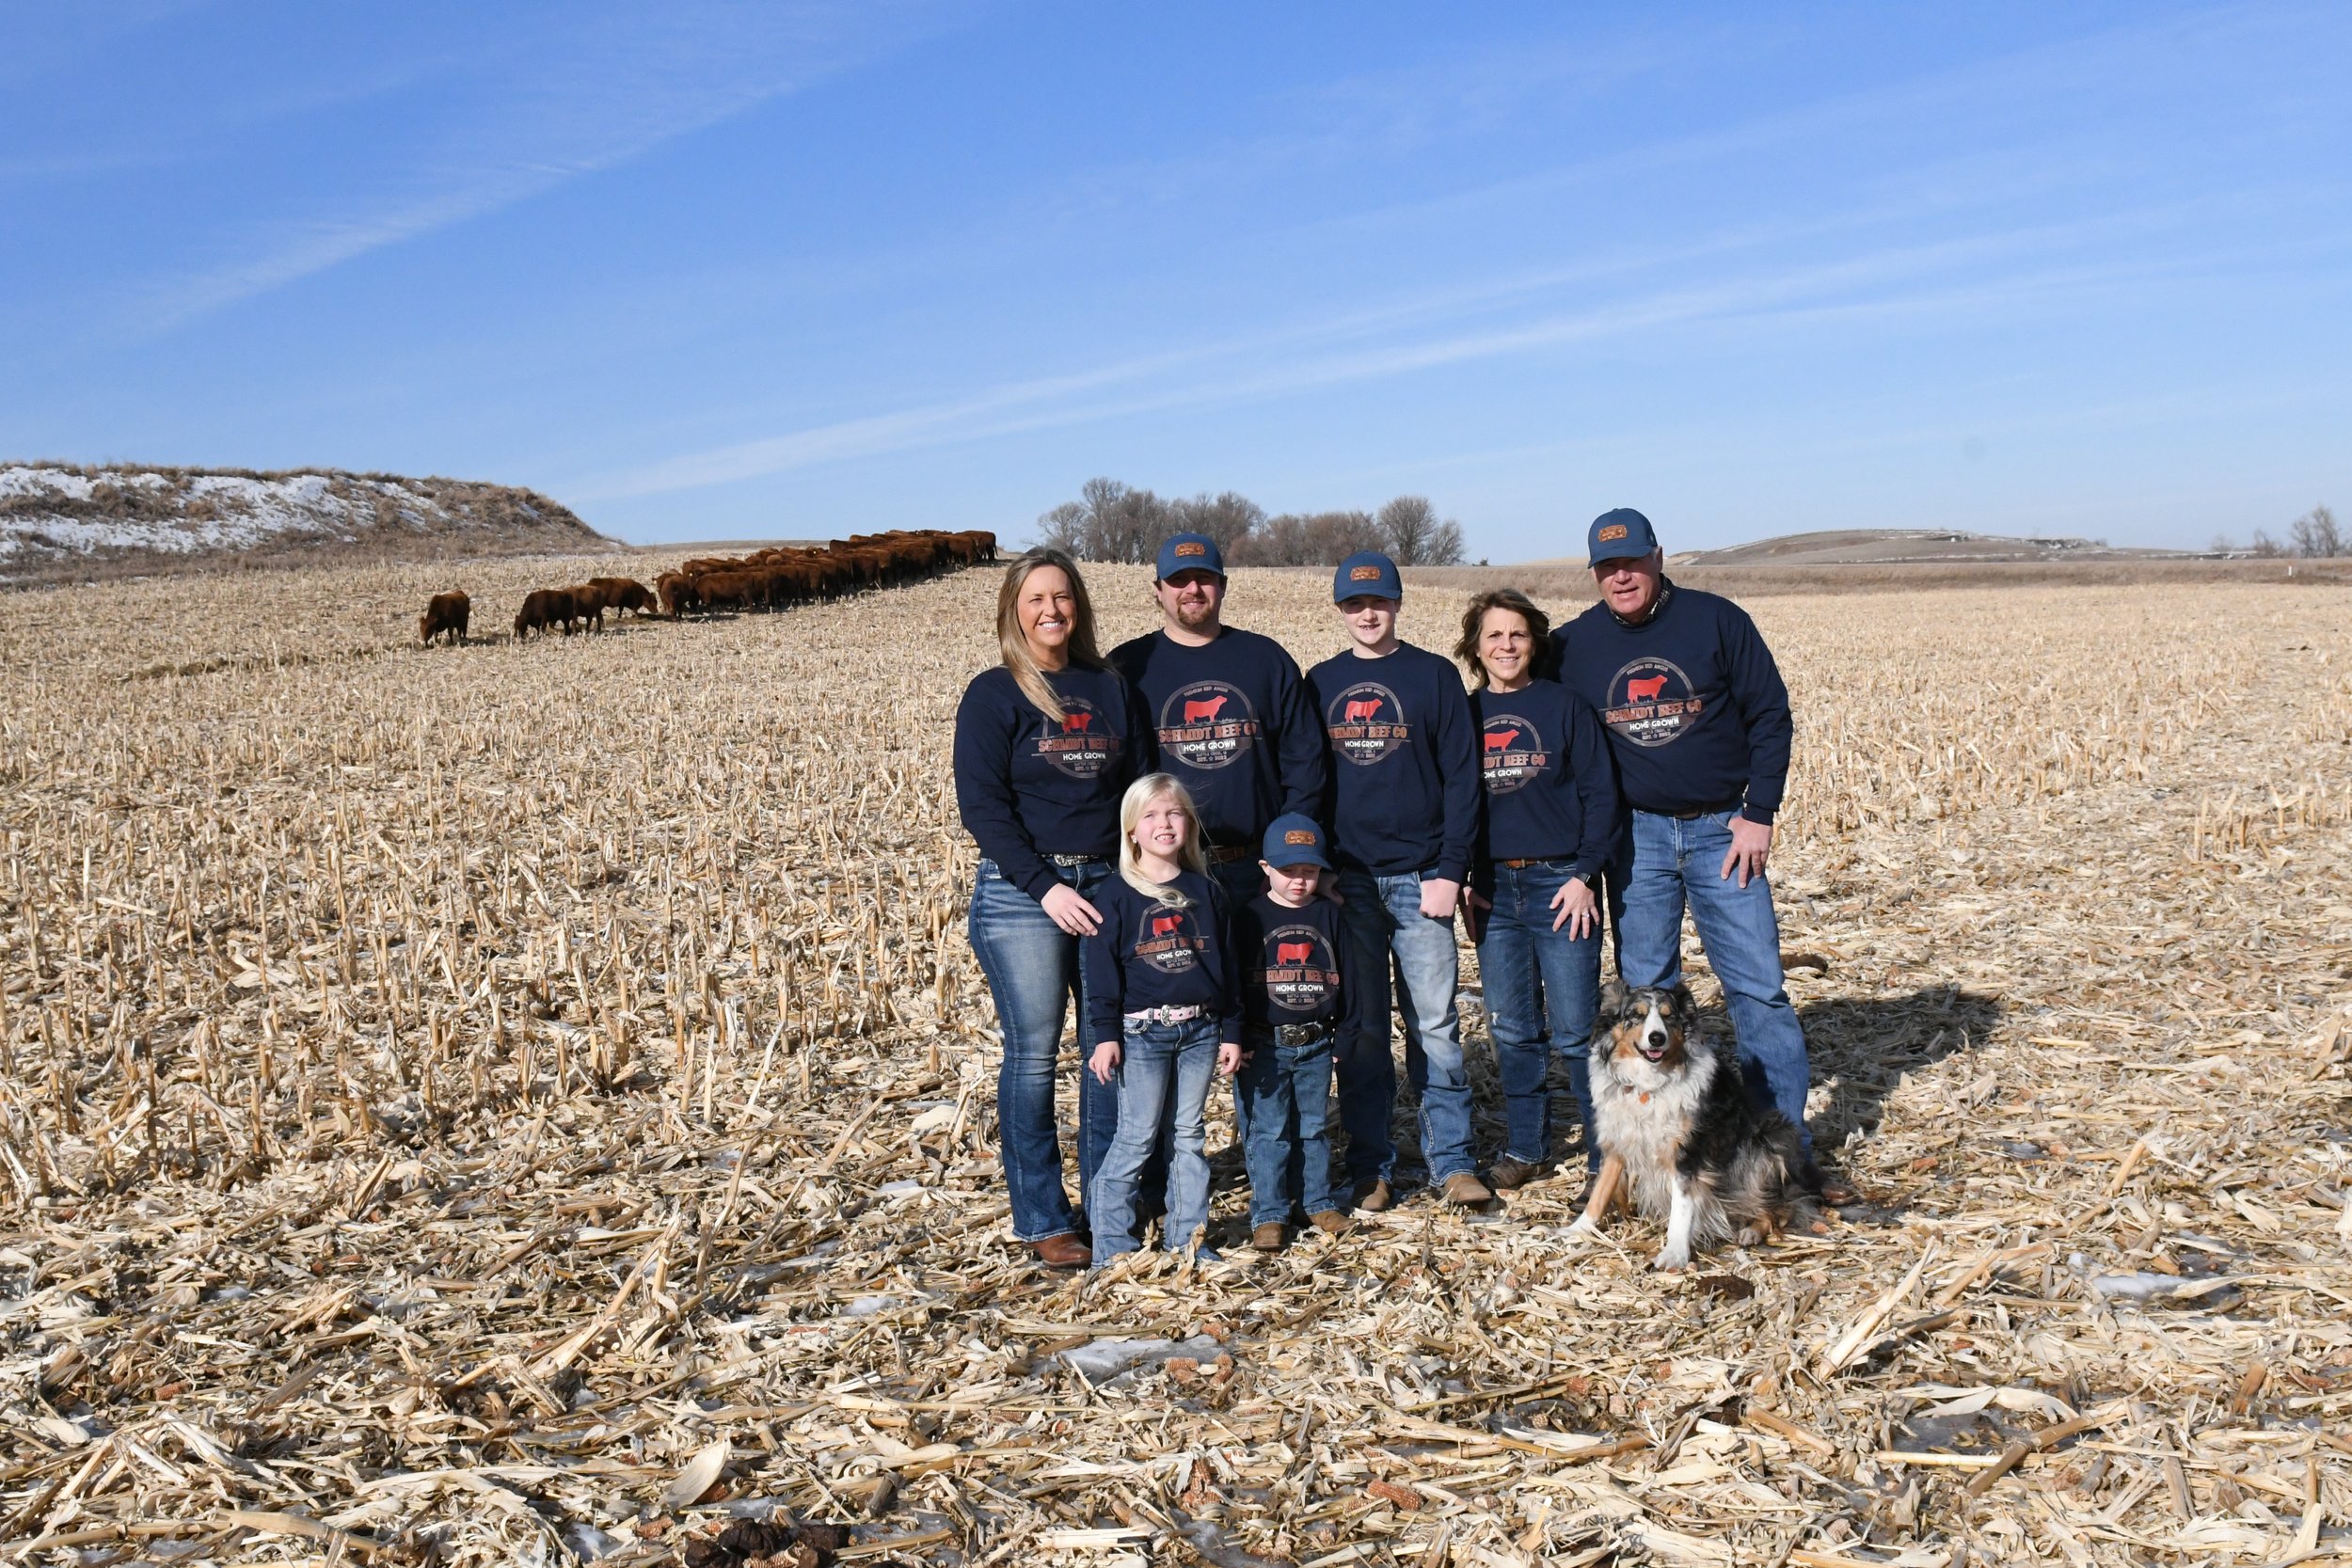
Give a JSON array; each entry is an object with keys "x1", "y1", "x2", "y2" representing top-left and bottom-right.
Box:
[{"x1": 1080, "y1": 774, "x2": 1245, "y2": 1263}]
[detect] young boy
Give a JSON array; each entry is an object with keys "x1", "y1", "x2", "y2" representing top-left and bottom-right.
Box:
[
  {"x1": 1307, "y1": 550, "x2": 1486, "y2": 1211},
  {"x1": 1232, "y1": 814, "x2": 1363, "y2": 1250}
]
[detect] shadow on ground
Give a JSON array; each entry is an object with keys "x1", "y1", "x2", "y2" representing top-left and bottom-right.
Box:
[{"x1": 1801, "y1": 985, "x2": 2004, "y2": 1148}]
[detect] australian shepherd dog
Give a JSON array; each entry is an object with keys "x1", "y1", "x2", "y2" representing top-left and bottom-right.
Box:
[{"x1": 1570, "y1": 980, "x2": 1829, "y2": 1270}]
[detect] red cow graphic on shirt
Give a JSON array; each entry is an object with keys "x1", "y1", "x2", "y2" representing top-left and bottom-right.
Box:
[
  {"x1": 1484, "y1": 727, "x2": 1520, "y2": 754},
  {"x1": 1150, "y1": 914, "x2": 1182, "y2": 939},
  {"x1": 1274, "y1": 941, "x2": 1313, "y2": 966},
  {"x1": 1625, "y1": 673, "x2": 1669, "y2": 702},
  {"x1": 1182, "y1": 694, "x2": 1229, "y2": 724},
  {"x1": 1343, "y1": 697, "x2": 1382, "y2": 724},
  {"x1": 1061, "y1": 711, "x2": 1093, "y2": 732}
]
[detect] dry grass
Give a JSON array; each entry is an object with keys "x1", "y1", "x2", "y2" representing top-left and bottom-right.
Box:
[{"x1": 2, "y1": 559, "x2": 2348, "y2": 1566}]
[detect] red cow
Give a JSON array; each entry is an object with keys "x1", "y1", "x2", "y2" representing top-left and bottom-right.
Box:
[
  {"x1": 1274, "y1": 941, "x2": 1313, "y2": 966},
  {"x1": 1151, "y1": 914, "x2": 1182, "y2": 938},
  {"x1": 1062, "y1": 712, "x2": 1093, "y2": 733},
  {"x1": 1343, "y1": 698, "x2": 1382, "y2": 724},
  {"x1": 1183, "y1": 694, "x2": 1229, "y2": 724},
  {"x1": 1626, "y1": 674, "x2": 1670, "y2": 702},
  {"x1": 1484, "y1": 728, "x2": 1519, "y2": 754}
]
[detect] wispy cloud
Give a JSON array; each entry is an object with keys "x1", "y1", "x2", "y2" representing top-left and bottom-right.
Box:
[
  {"x1": 129, "y1": 2, "x2": 962, "y2": 333},
  {"x1": 574, "y1": 201, "x2": 2249, "y2": 501}
]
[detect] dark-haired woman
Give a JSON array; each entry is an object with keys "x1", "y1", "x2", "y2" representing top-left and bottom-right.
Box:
[
  {"x1": 953, "y1": 550, "x2": 1144, "y2": 1267},
  {"x1": 1455, "y1": 588, "x2": 1619, "y2": 1191}
]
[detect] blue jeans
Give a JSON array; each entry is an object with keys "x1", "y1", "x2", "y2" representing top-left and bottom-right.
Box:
[
  {"x1": 966, "y1": 857, "x2": 1119, "y2": 1243},
  {"x1": 1089, "y1": 1015, "x2": 1220, "y2": 1262},
  {"x1": 1333, "y1": 868, "x2": 1474, "y2": 1186},
  {"x1": 1208, "y1": 855, "x2": 1266, "y2": 1144},
  {"x1": 1237, "y1": 1027, "x2": 1340, "y2": 1225},
  {"x1": 1607, "y1": 810, "x2": 1814, "y2": 1148},
  {"x1": 1474, "y1": 860, "x2": 1603, "y2": 1169}
]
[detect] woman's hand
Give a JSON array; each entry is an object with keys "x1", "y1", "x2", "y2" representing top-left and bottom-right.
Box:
[
  {"x1": 1462, "y1": 887, "x2": 1491, "y2": 943},
  {"x1": 1550, "y1": 876, "x2": 1597, "y2": 939},
  {"x1": 1089, "y1": 1040, "x2": 1121, "y2": 1084},
  {"x1": 1216, "y1": 1042, "x2": 1243, "y2": 1077},
  {"x1": 1041, "y1": 882, "x2": 1104, "y2": 936}
]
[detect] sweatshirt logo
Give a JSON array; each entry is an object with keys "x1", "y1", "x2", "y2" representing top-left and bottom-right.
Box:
[
  {"x1": 1157, "y1": 680, "x2": 1259, "y2": 771},
  {"x1": 1038, "y1": 697, "x2": 1119, "y2": 778},
  {"x1": 1326, "y1": 682, "x2": 1407, "y2": 766},
  {"x1": 1260, "y1": 923, "x2": 1337, "y2": 1011},
  {"x1": 1480, "y1": 714, "x2": 1550, "y2": 794},
  {"x1": 1134, "y1": 901, "x2": 1202, "y2": 974},
  {"x1": 1602, "y1": 658, "x2": 1701, "y2": 748}
]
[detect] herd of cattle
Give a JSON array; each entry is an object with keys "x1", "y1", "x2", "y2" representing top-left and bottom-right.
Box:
[{"x1": 414, "y1": 529, "x2": 998, "y2": 646}]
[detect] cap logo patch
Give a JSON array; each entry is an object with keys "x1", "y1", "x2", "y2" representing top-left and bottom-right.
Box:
[
  {"x1": 1174, "y1": 542, "x2": 1206, "y2": 557},
  {"x1": 1597, "y1": 523, "x2": 1629, "y2": 543},
  {"x1": 1284, "y1": 830, "x2": 1315, "y2": 845},
  {"x1": 1349, "y1": 564, "x2": 1381, "y2": 581}
]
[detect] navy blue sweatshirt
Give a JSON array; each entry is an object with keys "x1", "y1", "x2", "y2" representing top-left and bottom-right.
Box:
[
  {"x1": 1232, "y1": 893, "x2": 1365, "y2": 1036},
  {"x1": 953, "y1": 663, "x2": 1141, "y2": 900},
  {"x1": 1307, "y1": 641, "x2": 1482, "y2": 882},
  {"x1": 1470, "y1": 679, "x2": 1621, "y2": 879},
  {"x1": 1082, "y1": 870, "x2": 1244, "y2": 1046},
  {"x1": 1553, "y1": 581, "x2": 1793, "y2": 823},
  {"x1": 1108, "y1": 626, "x2": 1327, "y2": 849}
]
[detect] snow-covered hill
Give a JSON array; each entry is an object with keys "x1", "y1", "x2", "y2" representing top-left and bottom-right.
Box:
[{"x1": 0, "y1": 463, "x2": 609, "y2": 585}]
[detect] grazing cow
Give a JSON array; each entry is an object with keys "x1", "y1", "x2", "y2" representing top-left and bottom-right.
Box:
[
  {"x1": 1343, "y1": 698, "x2": 1382, "y2": 724},
  {"x1": 1484, "y1": 728, "x2": 1520, "y2": 754},
  {"x1": 1274, "y1": 941, "x2": 1314, "y2": 966},
  {"x1": 514, "y1": 588, "x2": 575, "y2": 641},
  {"x1": 561, "y1": 586, "x2": 607, "y2": 632},
  {"x1": 695, "y1": 572, "x2": 757, "y2": 611},
  {"x1": 588, "y1": 577, "x2": 656, "y2": 619},
  {"x1": 1061, "y1": 712, "x2": 1093, "y2": 733},
  {"x1": 1182, "y1": 694, "x2": 1229, "y2": 724},
  {"x1": 1626, "y1": 673, "x2": 1670, "y2": 702},
  {"x1": 1151, "y1": 914, "x2": 1183, "y2": 939},
  {"x1": 657, "y1": 572, "x2": 703, "y2": 619},
  {"x1": 419, "y1": 591, "x2": 469, "y2": 646}
]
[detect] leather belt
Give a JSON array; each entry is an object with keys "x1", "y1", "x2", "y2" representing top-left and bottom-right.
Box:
[
  {"x1": 1207, "y1": 843, "x2": 1257, "y2": 863},
  {"x1": 1669, "y1": 800, "x2": 1744, "y2": 820},
  {"x1": 1270, "y1": 1022, "x2": 1332, "y2": 1048},
  {"x1": 1497, "y1": 857, "x2": 1566, "y2": 869},
  {"x1": 1047, "y1": 853, "x2": 1106, "y2": 866},
  {"x1": 1125, "y1": 1005, "x2": 1203, "y2": 1026}
]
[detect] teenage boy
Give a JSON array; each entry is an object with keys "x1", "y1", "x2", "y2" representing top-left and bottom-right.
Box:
[
  {"x1": 1307, "y1": 551, "x2": 1487, "y2": 1211},
  {"x1": 1110, "y1": 533, "x2": 1328, "y2": 910},
  {"x1": 1232, "y1": 814, "x2": 1364, "y2": 1250}
]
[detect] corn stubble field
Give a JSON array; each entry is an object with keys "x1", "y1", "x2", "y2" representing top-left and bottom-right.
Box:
[{"x1": 3, "y1": 557, "x2": 2350, "y2": 1568}]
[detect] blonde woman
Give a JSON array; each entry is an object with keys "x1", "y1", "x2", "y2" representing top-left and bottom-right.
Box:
[
  {"x1": 953, "y1": 549, "x2": 1143, "y2": 1269},
  {"x1": 1081, "y1": 774, "x2": 1245, "y2": 1264}
]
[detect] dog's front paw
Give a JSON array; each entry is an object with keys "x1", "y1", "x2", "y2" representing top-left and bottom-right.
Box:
[
  {"x1": 1565, "y1": 1215, "x2": 1598, "y2": 1237},
  {"x1": 1651, "y1": 1248, "x2": 1690, "y2": 1273}
]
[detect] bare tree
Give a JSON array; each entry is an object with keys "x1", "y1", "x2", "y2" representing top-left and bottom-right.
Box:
[
  {"x1": 1169, "y1": 491, "x2": 1266, "y2": 555},
  {"x1": 2289, "y1": 504, "x2": 2343, "y2": 558},
  {"x1": 1036, "y1": 500, "x2": 1089, "y2": 555},
  {"x1": 2249, "y1": 530, "x2": 2286, "y2": 558},
  {"x1": 1032, "y1": 478, "x2": 1471, "y2": 565}
]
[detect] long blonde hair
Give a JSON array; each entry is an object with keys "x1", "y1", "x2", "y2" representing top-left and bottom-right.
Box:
[
  {"x1": 1118, "y1": 773, "x2": 1207, "y2": 906},
  {"x1": 995, "y1": 548, "x2": 1104, "y2": 721}
]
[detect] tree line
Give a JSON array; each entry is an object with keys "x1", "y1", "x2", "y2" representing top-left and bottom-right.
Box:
[
  {"x1": 2212, "y1": 504, "x2": 2343, "y2": 558},
  {"x1": 1035, "y1": 478, "x2": 1470, "y2": 566}
]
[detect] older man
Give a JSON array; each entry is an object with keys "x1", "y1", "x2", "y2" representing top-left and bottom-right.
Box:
[{"x1": 1554, "y1": 509, "x2": 1849, "y2": 1197}]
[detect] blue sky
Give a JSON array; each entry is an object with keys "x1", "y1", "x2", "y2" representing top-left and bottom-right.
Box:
[{"x1": 4, "y1": 2, "x2": 2346, "y2": 556}]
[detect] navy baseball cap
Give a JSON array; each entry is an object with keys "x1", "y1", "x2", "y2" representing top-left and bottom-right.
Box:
[
  {"x1": 1260, "y1": 813, "x2": 1332, "y2": 869},
  {"x1": 1587, "y1": 508, "x2": 1659, "y2": 564},
  {"x1": 1156, "y1": 532, "x2": 1225, "y2": 579},
  {"x1": 1332, "y1": 550, "x2": 1403, "y2": 603}
]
